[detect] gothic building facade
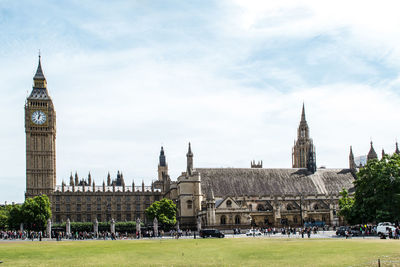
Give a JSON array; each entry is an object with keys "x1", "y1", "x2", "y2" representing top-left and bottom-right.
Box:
[{"x1": 25, "y1": 57, "x2": 397, "y2": 228}]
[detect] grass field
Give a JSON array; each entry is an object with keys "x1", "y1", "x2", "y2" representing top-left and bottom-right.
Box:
[{"x1": 0, "y1": 238, "x2": 399, "y2": 266}]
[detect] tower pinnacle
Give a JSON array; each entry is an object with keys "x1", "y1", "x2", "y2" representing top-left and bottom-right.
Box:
[
  {"x1": 301, "y1": 102, "x2": 306, "y2": 122},
  {"x1": 186, "y1": 142, "x2": 194, "y2": 176},
  {"x1": 367, "y1": 141, "x2": 378, "y2": 162},
  {"x1": 34, "y1": 54, "x2": 46, "y2": 83}
]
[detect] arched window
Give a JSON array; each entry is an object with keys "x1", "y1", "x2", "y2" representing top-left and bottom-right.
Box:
[
  {"x1": 314, "y1": 204, "x2": 319, "y2": 210},
  {"x1": 220, "y1": 215, "x2": 226, "y2": 225},
  {"x1": 226, "y1": 200, "x2": 232, "y2": 208},
  {"x1": 257, "y1": 204, "x2": 264, "y2": 211},
  {"x1": 287, "y1": 204, "x2": 292, "y2": 211},
  {"x1": 235, "y1": 215, "x2": 241, "y2": 225},
  {"x1": 248, "y1": 204, "x2": 252, "y2": 211},
  {"x1": 187, "y1": 200, "x2": 193, "y2": 209}
]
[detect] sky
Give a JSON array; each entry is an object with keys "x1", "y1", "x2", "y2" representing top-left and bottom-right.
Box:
[{"x1": 1, "y1": 0, "x2": 400, "y2": 203}]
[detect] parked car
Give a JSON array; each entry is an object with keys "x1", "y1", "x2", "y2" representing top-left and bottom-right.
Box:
[
  {"x1": 246, "y1": 229, "x2": 262, "y2": 236},
  {"x1": 336, "y1": 226, "x2": 362, "y2": 237},
  {"x1": 199, "y1": 229, "x2": 224, "y2": 238},
  {"x1": 336, "y1": 226, "x2": 350, "y2": 236}
]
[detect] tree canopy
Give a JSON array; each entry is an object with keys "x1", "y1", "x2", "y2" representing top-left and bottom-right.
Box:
[
  {"x1": 339, "y1": 153, "x2": 400, "y2": 224},
  {"x1": 3, "y1": 195, "x2": 52, "y2": 230},
  {"x1": 145, "y1": 198, "x2": 177, "y2": 228}
]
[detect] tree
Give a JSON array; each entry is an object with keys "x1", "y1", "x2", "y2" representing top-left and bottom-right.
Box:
[
  {"x1": 340, "y1": 153, "x2": 400, "y2": 224},
  {"x1": 21, "y1": 195, "x2": 52, "y2": 230},
  {"x1": 145, "y1": 198, "x2": 177, "y2": 228},
  {"x1": 338, "y1": 189, "x2": 356, "y2": 224},
  {"x1": 7, "y1": 204, "x2": 23, "y2": 230},
  {"x1": 0, "y1": 206, "x2": 9, "y2": 229}
]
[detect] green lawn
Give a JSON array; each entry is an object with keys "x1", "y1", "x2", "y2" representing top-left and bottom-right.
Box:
[{"x1": 0, "y1": 238, "x2": 399, "y2": 266}]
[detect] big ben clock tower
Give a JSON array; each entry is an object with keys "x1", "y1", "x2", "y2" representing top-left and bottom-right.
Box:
[{"x1": 25, "y1": 55, "x2": 56, "y2": 198}]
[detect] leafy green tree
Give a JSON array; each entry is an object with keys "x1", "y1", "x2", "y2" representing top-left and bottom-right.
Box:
[
  {"x1": 21, "y1": 195, "x2": 52, "y2": 230},
  {"x1": 0, "y1": 206, "x2": 9, "y2": 229},
  {"x1": 338, "y1": 189, "x2": 356, "y2": 224},
  {"x1": 7, "y1": 204, "x2": 23, "y2": 230},
  {"x1": 342, "y1": 153, "x2": 400, "y2": 224},
  {"x1": 145, "y1": 198, "x2": 177, "y2": 228}
]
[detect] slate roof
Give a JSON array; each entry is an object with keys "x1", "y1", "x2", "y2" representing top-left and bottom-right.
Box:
[
  {"x1": 28, "y1": 88, "x2": 50, "y2": 100},
  {"x1": 197, "y1": 168, "x2": 355, "y2": 197}
]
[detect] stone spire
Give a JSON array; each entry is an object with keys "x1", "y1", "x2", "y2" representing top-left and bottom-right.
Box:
[
  {"x1": 107, "y1": 172, "x2": 111, "y2": 186},
  {"x1": 74, "y1": 172, "x2": 79, "y2": 186},
  {"x1": 382, "y1": 149, "x2": 386, "y2": 159},
  {"x1": 349, "y1": 146, "x2": 356, "y2": 171},
  {"x1": 159, "y1": 146, "x2": 166, "y2": 167},
  {"x1": 186, "y1": 142, "x2": 193, "y2": 176},
  {"x1": 29, "y1": 54, "x2": 50, "y2": 100},
  {"x1": 395, "y1": 142, "x2": 400, "y2": 154},
  {"x1": 158, "y1": 146, "x2": 168, "y2": 181},
  {"x1": 88, "y1": 172, "x2": 92, "y2": 186},
  {"x1": 69, "y1": 173, "x2": 74, "y2": 186},
  {"x1": 292, "y1": 103, "x2": 314, "y2": 168},
  {"x1": 367, "y1": 141, "x2": 378, "y2": 162},
  {"x1": 34, "y1": 54, "x2": 45, "y2": 80},
  {"x1": 301, "y1": 102, "x2": 306, "y2": 122}
]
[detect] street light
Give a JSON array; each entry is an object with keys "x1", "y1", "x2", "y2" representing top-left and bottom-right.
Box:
[{"x1": 300, "y1": 194, "x2": 304, "y2": 227}]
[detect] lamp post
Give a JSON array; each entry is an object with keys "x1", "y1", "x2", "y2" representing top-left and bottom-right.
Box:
[{"x1": 300, "y1": 194, "x2": 304, "y2": 227}]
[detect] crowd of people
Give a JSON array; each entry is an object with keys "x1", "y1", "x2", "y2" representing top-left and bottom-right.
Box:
[
  {"x1": 0, "y1": 230, "x2": 47, "y2": 241},
  {"x1": 2, "y1": 224, "x2": 400, "y2": 241}
]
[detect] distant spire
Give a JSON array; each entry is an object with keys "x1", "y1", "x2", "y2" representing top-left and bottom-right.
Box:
[
  {"x1": 186, "y1": 142, "x2": 194, "y2": 175},
  {"x1": 349, "y1": 146, "x2": 356, "y2": 172},
  {"x1": 395, "y1": 141, "x2": 400, "y2": 154},
  {"x1": 301, "y1": 102, "x2": 306, "y2": 122},
  {"x1": 367, "y1": 141, "x2": 378, "y2": 162},
  {"x1": 187, "y1": 142, "x2": 193, "y2": 156},
  {"x1": 107, "y1": 172, "x2": 111, "y2": 186},
  {"x1": 88, "y1": 172, "x2": 92, "y2": 186},
  {"x1": 34, "y1": 53, "x2": 45, "y2": 80},
  {"x1": 159, "y1": 146, "x2": 166, "y2": 167},
  {"x1": 382, "y1": 149, "x2": 386, "y2": 159},
  {"x1": 74, "y1": 172, "x2": 79, "y2": 185}
]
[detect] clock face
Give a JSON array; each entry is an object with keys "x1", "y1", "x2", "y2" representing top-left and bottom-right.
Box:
[{"x1": 31, "y1": 110, "x2": 47, "y2": 125}]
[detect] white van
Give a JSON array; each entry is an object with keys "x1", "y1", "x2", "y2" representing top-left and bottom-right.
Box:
[{"x1": 377, "y1": 222, "x2": 396, "y2": 237}]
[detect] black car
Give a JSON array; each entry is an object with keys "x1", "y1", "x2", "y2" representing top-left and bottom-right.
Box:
[
  {"x1": 336, "y1": 226, "x2": 350, "y2": 236},
  {"x1": 199, "y1": 229, "x2": 225, "y2": 238}
]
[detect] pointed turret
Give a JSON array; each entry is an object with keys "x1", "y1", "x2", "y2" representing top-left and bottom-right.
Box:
[
  {"x1": 187, "y1": 142, "x2": 194, "y2": 176},
  {"x1": 349, "y1": 146, "x2": 356, "y2": 172},
  {"x1": 69, "y1": 173, "x2": 74, "y2": 186},
  {"x1": 30, "y1": 54, "x2": 49, "y2": 96},
  {"x1": 395, "y1": 142, "x2": 400, "y2": 154},
  {"x1": 74, "y1": 172, "x2": 79, "y2": 186},
  {"x1": 88, "y1": 172, "x2": 92, "y2": 186},
  {"x1": 292, "y1": 103, "x2": 313, "y2": 168},
  {"x1": 367, "y1": 141, "x2": 378, "y2": 162},
  {"x1": 107, "y1": 172, "x2": 111, "y2": 186},
  {"x1": 382, "y1": 149, "x2": 386, "y2": 159},
  {"x1": 34, "y1": 55, "x2": 45, "y2": 80},
  {"x1": 159, "y1": 146, "x2": 166, "y2": 167},
  {"x1": 158, "y1": 146, "x2": 169, "y2": 181},
  {"x1": 301, "y1": 102, "x2": 306, "y2": 122}
]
